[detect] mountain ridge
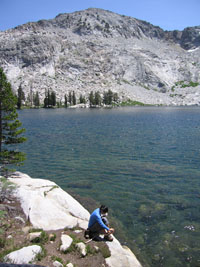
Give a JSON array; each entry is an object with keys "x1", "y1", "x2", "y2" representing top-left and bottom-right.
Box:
[{"x1": 0, "y1": 8, "x2": 200, "y2": 105}]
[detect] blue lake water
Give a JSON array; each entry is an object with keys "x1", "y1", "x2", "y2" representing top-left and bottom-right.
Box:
[{"x1": 17, "y1": 107, "x2": 200, "y2": 266}]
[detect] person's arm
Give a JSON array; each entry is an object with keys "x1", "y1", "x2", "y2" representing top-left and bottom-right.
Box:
[{"x1": 95, "y1": 213, "x2": 110, "y2": 231}]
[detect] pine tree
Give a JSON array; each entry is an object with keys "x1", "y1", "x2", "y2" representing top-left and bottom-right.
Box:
[
  {"x1": 89, "y1": 91, "x2": 95, "y2": 107},
  {"x1": 113, "y1": 92, "x2": 119, "y2": 103},
  {"x1": 64, "y1": 94, "x2": 68, "y2": 107},
  {"x1": 51, "y1": 91, "x2": 56, "y2": 107},
  {"x1": 33, "y1": 91, "x2": 40, "y2": 108},
  {"x1": 68, "y1": 91, "x2": 72, "y2": 105},
  {"x1": 103, "y1": 90, "x2": 113, "y2": 105},
  {"x1": 107, "y1": 89, "x2": 113, "y2": 105},
  {"x1": 43, "y1": 89, "x2": 48, "y2": 108},
  {"x1": 17, "y1": 85, "x2": 25, "y2": 109},
  {"x1": 0, "y1": 68, "x2": 26, "y2": 175},
  {"x1": 72, "y1": 91, "x2": 76, "y2": 105},
  {"x1": 44, "y1": 89, "x2": 51, "y2": 108},
  {"x1": 79, "y1": 94, "x2": 86, "y2": 104},
  {"x1": 94, "y1": 91, "x2": 102, "y2": 106}
]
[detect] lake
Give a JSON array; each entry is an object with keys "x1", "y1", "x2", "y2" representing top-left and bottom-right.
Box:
[{"x1": 17, "y1": 107, "x2": 200, "y2": 266}]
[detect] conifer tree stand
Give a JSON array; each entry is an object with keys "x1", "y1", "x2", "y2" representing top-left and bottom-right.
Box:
[{"x1": 0, "y1": 68, "x2": 26, "y2": 177}]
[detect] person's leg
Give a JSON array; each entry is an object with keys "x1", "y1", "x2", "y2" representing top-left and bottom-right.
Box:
[{"x1": 88, "y1": 222, "x2": 106, "y2": 238}]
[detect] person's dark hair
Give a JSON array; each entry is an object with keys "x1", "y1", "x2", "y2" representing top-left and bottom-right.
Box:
[{"x1": 100, "y1": 205, "x2": 108, "y2": 213}]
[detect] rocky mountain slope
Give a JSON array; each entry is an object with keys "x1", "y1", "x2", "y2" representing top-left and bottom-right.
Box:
[{"x1": 0, "y1": 8, "x2": 200, "y2": 105}]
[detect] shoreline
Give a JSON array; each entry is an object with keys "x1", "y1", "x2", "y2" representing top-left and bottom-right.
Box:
[{"x1": 1, "y1": 172, "x2": 142, "y2": 267}]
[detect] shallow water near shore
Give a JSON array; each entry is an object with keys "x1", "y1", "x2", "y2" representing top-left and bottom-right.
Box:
[{"x1": 17, "y1": 107, "x2": 200, "y2": 266}]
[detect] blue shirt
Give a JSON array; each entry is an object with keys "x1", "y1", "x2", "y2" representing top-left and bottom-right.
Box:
[{"x1": 88, "y1": 208, "x2": 109, "y2": 231}]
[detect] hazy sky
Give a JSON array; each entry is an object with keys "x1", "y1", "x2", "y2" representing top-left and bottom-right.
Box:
[{"x1": 0, "y1": 0, "x2": 199, "y2": 31}]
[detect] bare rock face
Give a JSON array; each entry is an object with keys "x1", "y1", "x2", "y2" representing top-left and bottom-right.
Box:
[
  {"x1": 0, "y1": 8, "x2": 199, "y2": 105},
  {"x1": 8, "y1": 172, "x2": 90, "y2": 231}
]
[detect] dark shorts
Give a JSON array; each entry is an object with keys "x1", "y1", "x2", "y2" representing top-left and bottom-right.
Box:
[
  {"x1": 89, "y1": 221, "x2": 105, "y2": 234},
  {"x1": 88, "y1": 217, "x2": 109, "y2": 235}
]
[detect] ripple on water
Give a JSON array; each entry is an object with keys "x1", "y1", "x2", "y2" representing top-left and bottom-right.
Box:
[{"x1": 18, "y1": 107, "x2": 200, "y2": 267}]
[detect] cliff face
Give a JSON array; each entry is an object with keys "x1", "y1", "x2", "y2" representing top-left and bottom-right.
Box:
[{"x1": 0, "y1": 8, "x2": 200, "y2": 105}]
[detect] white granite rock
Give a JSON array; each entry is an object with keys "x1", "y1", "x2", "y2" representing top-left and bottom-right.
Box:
[
  {"x1": 28, "y1": 232, "x2": 42, "y2": 241},
  {"x1": 106, "y1": 237, "x2": 142, "y2": 267},
  {"x1": 66, "y1": 263, "x2": 74, "y2": 267},
  {"x1": 9, "y1": 172, "x2": 90, "y2": 230},
  {"x1": 60, "y1": 234, "x2": 73, "y2": 252},
  {"x1": 75, "y1": 242, "x2": 87, "y2": 257},
  {"x1": 4, "y1": 245, "x2": 42, "y2": 264},
  {"x1": 53, "y1": 260, "x2": 63, "y2": 267},
  {"x1": 94, "y1": 245, "x2": 99, "y2": 252},
  {"x1": 14, "y1": 216, "x2": 25, "y2": 224},
  {"x1": 74, "y1": 229, "x2": 82, "y2": 234}
]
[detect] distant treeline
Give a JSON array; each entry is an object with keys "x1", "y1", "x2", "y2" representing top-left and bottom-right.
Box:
[{"x1": 16, "y1": 87, "x2": 120, "y2": 109}]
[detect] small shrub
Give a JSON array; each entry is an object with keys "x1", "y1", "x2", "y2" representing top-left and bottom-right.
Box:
[
  {"x1": 99, "y1": 244, "x2": 111, "y2": 258},
  {"x1": 50, "y1": 233, "x2": 56, "y2": 241},
  {"x1": 86, "y1": 244, "x2": 96, "y2": 255},
  {"x1": 35, "y1": 245, "x2": 47, "y2": 261},
  {"x1": 0, "y1": 237, "x2": 6, "y2": 248},
  {"x1": 51, "y1": 255, "x2": 64, "y2": 264},
  {"x1": 64, "y1": 234, "x2": 83, "y2": 254},
  {"x1": 30, "y1": 230, "x2": 48, "y2": 245}
]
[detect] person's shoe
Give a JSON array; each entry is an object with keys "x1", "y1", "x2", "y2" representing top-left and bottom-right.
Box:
[
  {"x1": 84, "y1": 229, "x2": 90, "y2": 239},
  {"x1": 93, "y1": 235, "x2": 102, "y2": 241},
  {"x1": 104, "y1": 235, "x2": 113, "y2": 242}
]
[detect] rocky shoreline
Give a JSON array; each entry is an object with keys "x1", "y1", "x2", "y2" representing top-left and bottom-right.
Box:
[{"x1": 0, "y1": 172, "x2": 141, "y2": 267}]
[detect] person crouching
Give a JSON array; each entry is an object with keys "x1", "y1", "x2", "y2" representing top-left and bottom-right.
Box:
[{"x1": 85, "y1": 205, "x2": 114, "y2": 241}]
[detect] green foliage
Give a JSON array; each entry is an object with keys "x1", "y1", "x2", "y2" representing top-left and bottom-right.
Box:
[
  {"x1": 43, "y1": 89, "x2": 56, "y2": 108},
  {"x1": 0, "y1": 237, "x2": 6, "y2": 248},
  {"x1": 17, "y1": 85, "x2": 25, "y2": 109},
  {"x1": 72, "y1": 91, "x2": 76, "y2": 105},
  {"x1": 121, "y1": 99, "x2": 146, "y2": 106},
  {"x1": 79, "y1": 94, "x2": 86, "y2": 104},
  {"x1": 33, "y1": 91, "x2": 40, "y2": 108},
  {"x1": 68, "y1": 91, "x2": 72, "y2": 105},
  {"x1": 0, "y1": 176, "x2": 16, "y2": 191},
  {"x1": 51, "y1": 255, "x2": 64, "y2": 264},
  {"x1": 35, "y1": 245, "x2": 47, "y2": 261},
  {"x1": 89, "y1": 91, "x2": 95, "y2": 107},
  {"x1": 0, "y1": 68, "x2": 27, "y2": 175},
  {"x1": 64, "y1": 233, "x2": 83, "y2": 254},
  {"x1": 99, "y1": 243, "x2": 111, "y2": 258},
  {"x1": 30, "y1": 230, "x2": 49, "y2": 245},
  {"x1": 103, "y1": 89, "x2": 113, "y2": 105},
  {"x1": 94, "y1": 91, "x2": 101, "y2": 106},
  {"x1": 86, "y1": 244, "x2": 97, "y2": 255},
  {"x1": 174, "y1": 81, "x2": 199, "y2": 88},
  {"x1": 49, "y1": 233, "x2": 56, "y2": 242},
  {"x1": 64, "y1": 94, "x2": 68, "y2": 107}
]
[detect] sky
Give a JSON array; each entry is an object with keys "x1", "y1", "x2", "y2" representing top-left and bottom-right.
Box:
[{"x1": 0, "y1": 0, "x2": 199, "y2": 32}]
